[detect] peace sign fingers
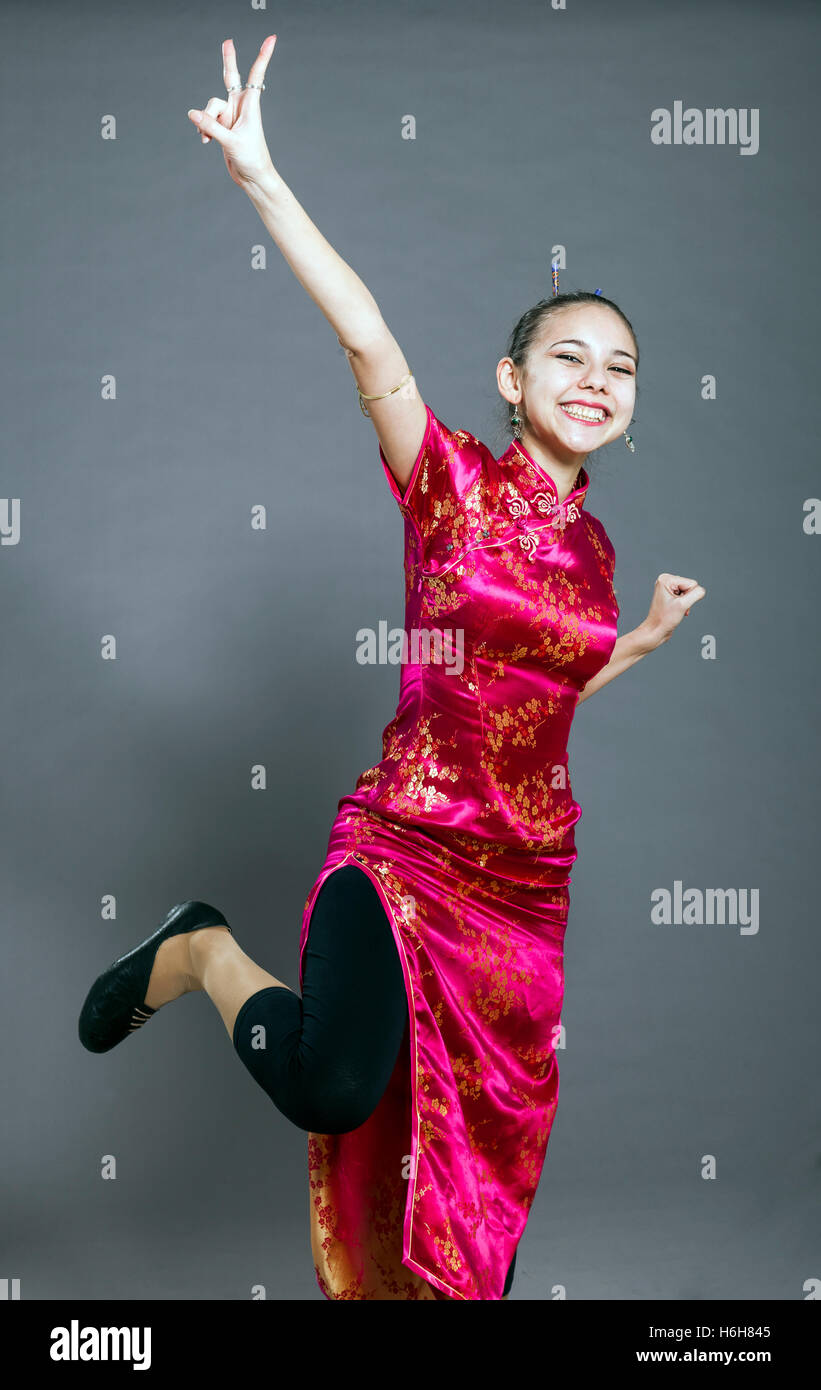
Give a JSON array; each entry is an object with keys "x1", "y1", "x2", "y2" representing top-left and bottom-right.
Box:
[
  {"x1": 188, "y1": 35, "x2": 278, "y2": 190},
  {"x1": 219, "y1": 35, "x2": 277, "y2": 106}
]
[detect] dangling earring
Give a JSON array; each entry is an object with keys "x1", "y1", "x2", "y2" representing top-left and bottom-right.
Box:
[
  {"x1": 623, "y1": 429, "x2": 636, "y2": 452},
  {"x1": 511, "y1": 405, "x2": 523, "y2": 439}
]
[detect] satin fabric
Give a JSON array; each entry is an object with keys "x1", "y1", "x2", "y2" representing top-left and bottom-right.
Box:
[{"x1": 298, "y1": 403, "x2": 619, "y2": 1300}]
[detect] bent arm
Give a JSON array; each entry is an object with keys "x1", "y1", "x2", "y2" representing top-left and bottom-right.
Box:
[
  {"x1": 576, "y1": 624, "x2": 656, "y2": 704},
  {"x1": 244, "y1": 167, "x2": 426, "y2": 489},
  {"x1": 578, "y1": 571, "x2": 707, "y2": 703}
]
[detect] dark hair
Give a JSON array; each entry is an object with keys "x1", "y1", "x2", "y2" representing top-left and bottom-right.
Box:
[{"x1": 493, "y1": 290, "x2": 640, "y2": 446}]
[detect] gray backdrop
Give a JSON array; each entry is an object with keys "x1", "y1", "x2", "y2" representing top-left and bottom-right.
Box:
[{"x1": 2, "y1": 0, "x2": 818, "y2": 1300}]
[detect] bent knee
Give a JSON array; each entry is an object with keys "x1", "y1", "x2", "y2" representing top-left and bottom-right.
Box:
[{"x1": 287, "y1": 1068, "x2": 385, "y2": 1134}]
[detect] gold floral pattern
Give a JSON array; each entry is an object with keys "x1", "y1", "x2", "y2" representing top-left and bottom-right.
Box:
[{"x1": 298, "y1": 406, "x2": 619, "y2": 1299}]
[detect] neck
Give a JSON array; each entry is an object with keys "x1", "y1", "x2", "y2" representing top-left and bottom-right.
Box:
[{"x1": 516, "y1": 430, "x2": 586, "y2": 505}]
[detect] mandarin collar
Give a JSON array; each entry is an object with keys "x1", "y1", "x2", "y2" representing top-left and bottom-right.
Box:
[{"x1": 500, "y1": 437, "x2": 590, "y2": 513}]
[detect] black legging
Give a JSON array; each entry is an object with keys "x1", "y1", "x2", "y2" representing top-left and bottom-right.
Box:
[{"x1": 231, "y1": 862, "x2": 518, "y2": 1297}]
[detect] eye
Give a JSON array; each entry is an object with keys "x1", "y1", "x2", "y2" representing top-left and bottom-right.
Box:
[{"x1": 556, "y1": 353, "x2": 633, "y2": 376}]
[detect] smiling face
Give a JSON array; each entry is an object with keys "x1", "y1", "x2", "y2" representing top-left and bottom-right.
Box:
[{"x1": 498, "y1": 304, "x2": 638, "y2": 465}]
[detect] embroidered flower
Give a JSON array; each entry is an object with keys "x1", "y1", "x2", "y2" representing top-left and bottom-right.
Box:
[
  {"x1": 530, "y1": 491, "x2": 555, "y2": 516},
  {"x1": 505, "y1": 494, "x2": 529, "y2": 519},
  {"x1": 519, "y1": 532, "x2": 539, "y2": 562}
]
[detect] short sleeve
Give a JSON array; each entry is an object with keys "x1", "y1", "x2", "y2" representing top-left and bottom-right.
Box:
[
  {"x1": 379, "y1": 402, "x2": 484, "y2": 546},
  {"x1": 584, "y1": 512, "x2": 618, "y2": 606},
  {"x1": 590, "y1": 514, "x2": 616, "y2": 578}
]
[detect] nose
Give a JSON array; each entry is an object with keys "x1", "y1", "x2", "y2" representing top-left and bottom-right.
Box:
[{"x1": 577, "y1": 363, "x2": 609, "y2": 393}]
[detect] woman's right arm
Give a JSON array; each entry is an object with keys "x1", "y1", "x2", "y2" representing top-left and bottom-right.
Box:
[{"x1": 188, "y1": 35, "x2": 427, "y2": 494}]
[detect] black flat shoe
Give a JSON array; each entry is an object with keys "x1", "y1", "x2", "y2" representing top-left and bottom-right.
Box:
[{"x1": 78, "y1": 900, "x2": 232, "y2": 1054}]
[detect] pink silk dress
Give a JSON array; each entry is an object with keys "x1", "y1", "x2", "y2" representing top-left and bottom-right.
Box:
[{"x1": 297, "y1": 403, "x2": 619, "y2": 1300}]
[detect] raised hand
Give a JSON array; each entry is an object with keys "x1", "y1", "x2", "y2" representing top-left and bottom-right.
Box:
[
  {"x1": 187, "y1": 36, "x2": 277, "y2": 191},
  {"x1": 641, "y1": 572, "x2": 707, "y2": 648}
]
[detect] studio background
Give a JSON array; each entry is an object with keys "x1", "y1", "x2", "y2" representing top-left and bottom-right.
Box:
[{"x1": 2, "y1": 0, "x2": 818, "y2": 1299}]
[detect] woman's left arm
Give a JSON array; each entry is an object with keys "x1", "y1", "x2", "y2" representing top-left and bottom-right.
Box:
[{"x1": 577, "y1": 572, "x2": 707, "y2": 705}]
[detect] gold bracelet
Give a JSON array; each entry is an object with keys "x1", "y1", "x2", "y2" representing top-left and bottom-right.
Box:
[{"x1": 357, "y1": 370, "x2": 414, "y2": 418}]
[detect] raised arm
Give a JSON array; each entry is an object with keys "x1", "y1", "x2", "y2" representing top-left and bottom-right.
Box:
[{"x1": 187, "y1": 34, "x2": 427, "y2": 492}]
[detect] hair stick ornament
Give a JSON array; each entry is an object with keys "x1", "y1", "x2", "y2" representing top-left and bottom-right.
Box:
[{"x1": 551, "y1": 262, "x2": 559, "y2": 297}]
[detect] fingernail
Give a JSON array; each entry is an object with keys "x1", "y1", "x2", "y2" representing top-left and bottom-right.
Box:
[{"x1": 188, "y1": 109, "x2": 201, "y2": 120}]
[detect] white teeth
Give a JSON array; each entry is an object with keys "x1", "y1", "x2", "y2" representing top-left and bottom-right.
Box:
[{"x1": 561, "y1": 403, "x2": 606, "y2": 421}]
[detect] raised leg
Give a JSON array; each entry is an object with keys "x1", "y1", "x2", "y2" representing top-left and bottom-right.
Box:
[
  {"x1": 142, "y1": 870, "x2": 516, "y2": 1298},
  {"x1": 163, "y1": 866, "x2": 409, "y2": 1136},
  {"x1": 230, "y1": 866, "x2": 408, "y2": 1133}
]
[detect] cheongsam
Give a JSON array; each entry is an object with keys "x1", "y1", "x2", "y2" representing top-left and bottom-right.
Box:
[{"x1": 297, "y1": 403, "x2": 619, "y2": 1300}]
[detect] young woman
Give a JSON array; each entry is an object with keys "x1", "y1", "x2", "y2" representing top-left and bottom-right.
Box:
[{"x1": 79, "y1": 35, "x2": 705, "y2": 1301}]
